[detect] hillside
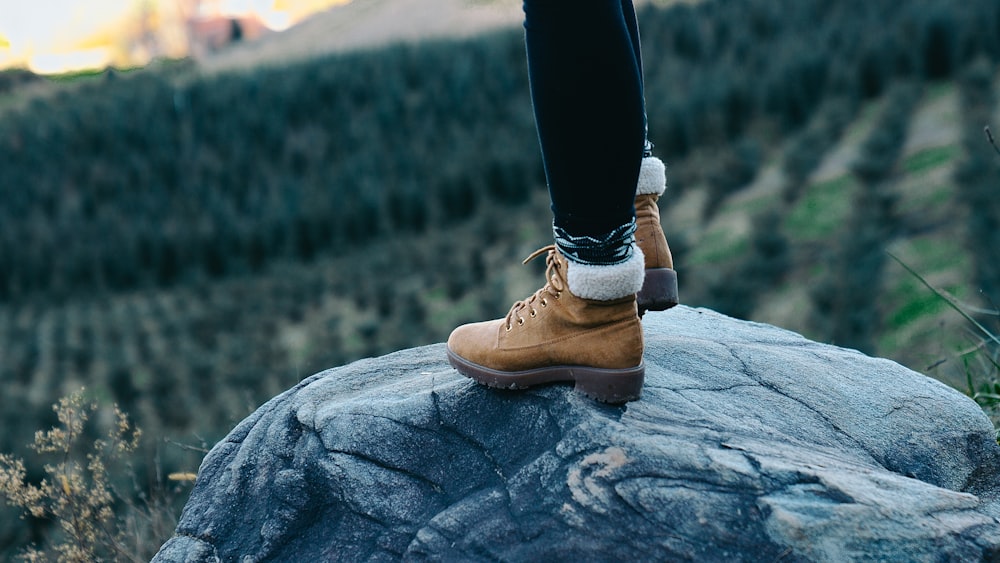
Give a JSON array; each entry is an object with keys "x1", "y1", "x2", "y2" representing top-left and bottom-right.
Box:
[
  {"x1": 2, "y1": 0, "x2": 1000, "y2": 558},
  {"x1": 677, "y1": 82, "x2": 990, "y2": 384},
  {"x1": 198, "y1": 0, "x2": 696, "y2": 73},
  {"x1": 199, "y1": 0, "x2": 525, "y2": 72}
]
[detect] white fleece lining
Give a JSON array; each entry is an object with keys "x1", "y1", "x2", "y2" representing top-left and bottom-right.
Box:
[
  {"x1": 566, "y1": 246, "x2": 645, "y2": 301},
  {"x1": 636, "y1": 156, "x2": 666, "y2": 196}
]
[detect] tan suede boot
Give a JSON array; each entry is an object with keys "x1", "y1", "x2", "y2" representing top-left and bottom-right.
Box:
[
  {"x1": 446, "y1": 246, "x2": 644, "y2": 404},
  {"x1": 635, "y1": 156, "x2": 679, "y2": 316}
]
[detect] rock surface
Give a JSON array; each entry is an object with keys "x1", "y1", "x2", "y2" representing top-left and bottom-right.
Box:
[{"x1": 153, "y1": 306, "x2": 1000, "y2": 562}]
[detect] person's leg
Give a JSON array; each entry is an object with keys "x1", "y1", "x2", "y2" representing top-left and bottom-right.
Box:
[
  {"x1": 620, "y1": 0, "x2": 653, "y2": 158},
  {"x1": 523, "y1": 0, "x2": 646, "y2": 260},
  {"x1": 447, "y1": 1, "x2": 648, "y2": 403},
  {"x1": 619, "y1": 0, "x2": 680, "y2": 313},
  {"x1": 524, "y1": 0, "x2": 676, "y2": 310}
]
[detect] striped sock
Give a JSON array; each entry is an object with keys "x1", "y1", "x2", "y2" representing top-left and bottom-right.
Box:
[{"x1": 553, "y1": 219, "x2": 637, "y2": 266}]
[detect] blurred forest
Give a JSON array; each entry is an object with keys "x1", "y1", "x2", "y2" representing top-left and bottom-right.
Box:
[{"x1": 2, "y1": 0, "x2": 1000, "y2": 557}]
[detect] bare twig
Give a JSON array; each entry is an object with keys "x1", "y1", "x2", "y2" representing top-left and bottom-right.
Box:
[
  {"x1": 162, "y1": 438, "x2": 210, "y2": 454},
  {"x1": 985, "y1": 126, "x2": 1000, "y2": 157}
]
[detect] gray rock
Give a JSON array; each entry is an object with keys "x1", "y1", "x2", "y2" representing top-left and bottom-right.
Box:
[{"x1": 153, "y1": 306, "x2": 1000, "y2": 562}]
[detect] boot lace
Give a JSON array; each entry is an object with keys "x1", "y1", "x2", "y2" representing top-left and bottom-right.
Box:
[{"x1": 504, "y1": 245, "x2": 564, "y2": 332}]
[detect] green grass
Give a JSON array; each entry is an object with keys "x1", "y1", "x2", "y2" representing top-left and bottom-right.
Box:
[
  {"x1": 883, "y1": 238, "x2": 971, "y2": 332},
  {"x1": 785, "y1": 174, "x2": 857, "y2": 241},
  {"x1": 905, "y1": 236, "x2": 970, "y2": 275},
  {"x1": 925, "y1": 80, "x2": 956, "y2": 100},
  {"x1": 885, "y1": 278, "x2": 952, "y2": 331},
  {"x1": 902, "y1": 145, "x2": 959, "y2": 174},
  {"x1": 716, "y1": 191, "x2": 781, "y2": 217},
  {"x1": 840, "y1": 96, "x2": 885, "y2": 142},
  {"x1": 898, "y1": 181, "x2": 955, "y2": 217},
  {"x1": 686, "y1": 225, "x2": 750, "y2": 266}
]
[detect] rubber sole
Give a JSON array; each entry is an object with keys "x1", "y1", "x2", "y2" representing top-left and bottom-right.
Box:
[
  {"x1": 637, "y1": 267, "x2": 679, "y2": 317},
  {"x1": 446, "y1": 347, "x2": 644, "y2": 404}
]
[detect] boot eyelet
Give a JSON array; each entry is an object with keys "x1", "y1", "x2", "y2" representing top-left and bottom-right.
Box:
[
  {"x1": 517, "y1": 317, "x2": 525, "y2": 326},
  {"x1": 505, "y1": 323, "x2": 512, "y2": 332},
  {"x1": 529, "y1": 309, "x2": 537, "y2": 318},
  {"x1": 540, "y1": 299, "x2": 548, "y2": 307}
]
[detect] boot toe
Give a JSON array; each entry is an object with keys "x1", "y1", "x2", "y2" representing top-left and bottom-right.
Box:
[{"x1": 447, "y1": 319, "x2": 500, "y2": 366}]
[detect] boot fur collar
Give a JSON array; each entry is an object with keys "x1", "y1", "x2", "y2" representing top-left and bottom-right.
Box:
[
  {"x1": 636, "y1": 156, "x2": 666, "y2": 196},
  {"x1": 565, "y1": 246, "x2": 645, "y2": 301}
]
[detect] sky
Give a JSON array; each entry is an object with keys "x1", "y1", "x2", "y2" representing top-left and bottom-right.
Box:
[{"x1": 0, "y1": 0, "x2": 349, "y2": 74}]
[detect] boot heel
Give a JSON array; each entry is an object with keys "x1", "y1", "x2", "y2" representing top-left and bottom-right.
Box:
[
  {"x1": 637, "y1": 267, "x2": 679, "y2": 316},
  {"x1": 573, "y1": 364, "x2": 645, "y2": 404}
]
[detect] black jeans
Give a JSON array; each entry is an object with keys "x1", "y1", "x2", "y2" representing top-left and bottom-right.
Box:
[{"x1": 523, "y1": 0, "x2": 647, "y2": 241}]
